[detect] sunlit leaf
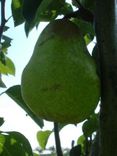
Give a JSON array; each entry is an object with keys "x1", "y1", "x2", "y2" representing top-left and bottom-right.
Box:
[
  {"x1": 77, "y1": 135, "x2": 85, "y2": 144},
  {"x1": 37, "y1": 130, "x2": 52, "y2": 149},
  {"x1": 0, "y1": 57, "x2": 15, "y2": 75},
  {"x1": 77, "y1": 135, "x2": 86, "y2": 155},
  {"x1": 33, "y1": 153, "x2": 39, "y2": 156},
  {"x1": 84, "y1": 34, "x2": 93, "y2": 45}
]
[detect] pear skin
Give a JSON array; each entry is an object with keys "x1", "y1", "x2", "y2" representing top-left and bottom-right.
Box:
[{"x1": 21, "y1": 19, "x2": 100, "y2": 124}]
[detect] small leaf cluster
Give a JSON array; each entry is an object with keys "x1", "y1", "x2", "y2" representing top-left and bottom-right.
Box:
[
  {"x1": 0, "y1": 27, "x2": 15, "y2": 88},
  {"x1": 11, "y1": 0, "x2": 73, "y2": 36}
]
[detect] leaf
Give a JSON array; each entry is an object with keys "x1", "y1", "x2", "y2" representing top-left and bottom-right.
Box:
[
  {"x1": 70, "y1": 145, "x2": 81, "y2": 156},
  {"x1": 77, "y1": 135, "x2": 86, "y2": 155},
  {"x1": 79, "y1": 0, "x2": 95, "y2": 12},
  {"x1": 33, "y1": 153, "x2": 39, "y2": 156},
  {"x1": 0, "y1": 75, "x2": 6, "y2": 88},
  {"x1": 82, "y1": 113, "x2": 99, "y2": 137},
  {"x1": 77, "y1": 135, "x2": 86, "y2": 146},
  {"x1": 35, "y1": 0, "x2": 66, "y2": 22},
  {"x1": 24, "y1": 0, "x2": 67, "y2": 35},
  {"x1": 22, "y1": 0, "x2": 43, "y2": 36},
  {"x1": 72, "y1": 19, "x2": 95, "y2": 38},
  {"x1": 84, "y1": 33, "x2": 94, "y2": 45},
  {"x1": 2, "y1": 35, "x2": 12, "y2": 51},
  {"x1": 0, "y1": 57, "x2": 15, "y2": 75},
  {"x1": 11, "y1": 0, "x2": 25, "y2": 26},
  {"x1": 37, "y1": 130, "x2": 52, "y2": 149},
  {"x1": 22, "y1": 0, "x2": 42, "y2": 22},
  {"x1": 0, "y1": 51, "x2": 6, "y2": 65},
  {"x1": 5, "y1": 85, "x2": 44, "y2": 128},
  {"x1": 58, "y1": 123, "x2": 67, "y2": 131},
  {"x1": 59, "y1": 2, "x2": 73, "y2": 15},
  {"x1": 0, "y1": 131, "x2": 33, "y2": 156},
  {"x1": 0, "y1": 118, "x2": 4, "y2": 127},
  {"x1": 3, "y1": 26, "x2": 9, "y2": 32}
]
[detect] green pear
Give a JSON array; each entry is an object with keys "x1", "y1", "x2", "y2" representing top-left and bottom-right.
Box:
[{"x1": 21, "y1": 19, "x2": 100, "y2": 124}]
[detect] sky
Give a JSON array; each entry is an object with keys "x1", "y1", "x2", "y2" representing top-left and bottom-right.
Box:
[{"x1": 0, "y1": 0, "x2": 84, "y2": 150}]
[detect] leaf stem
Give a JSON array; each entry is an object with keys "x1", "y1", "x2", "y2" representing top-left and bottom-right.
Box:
[{"x1": 54, "y1": 122, "x2": 63, "y2": 156}]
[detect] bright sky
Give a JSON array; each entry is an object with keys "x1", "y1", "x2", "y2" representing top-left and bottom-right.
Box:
[{"x1": 0, "y1": 0, "x2": 83, "y2": 150}]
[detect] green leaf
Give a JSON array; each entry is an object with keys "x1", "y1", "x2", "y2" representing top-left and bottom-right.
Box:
[
  {"x1": 59, "y1": 2, "x2": 73, "y2": 15},
  {"x1": 3, "y1": 26, "x2": 9, "y2": 32},
  {"x1": 37, "y1": 130, "x2": 52, "y2": 149},
  {"x1": 0, "y1": 131, "x2": 33, "y2": 156},
  {"x1": 22, "y1": 0, "x2": 42, "y2": 22},
  {"x1": 79, "y1": 0, "x2": 95, "y2": 12},
  {"x1": 70, "y1": 145, "x2": 81, "y2": 156},
  {"x1": 82, "y1": 113, "x2": 99, "y2": 137},
  {"x1": 2, "y1": 35, "x2": 12, "y2": 51},
  {"x1": 5, "y1": 85, "x2": 44, "y2": 128},
  {"x1": 35, "y1": 0, "x2": 66, "y2": 21},
  {"x1": 0, "y1": 51, "x2": 6, "y2": 65},
  {"x1": 72, "y1": 19, "x2": 95, "y2": 39},
  {"x1": 0, "y1": 57, "x2": 15, "y2": 75},
  {"x1": 77, "y1": 135, "x2": 86, "y2": 155},
  {"x1": 33, "y1": 153, "x2": 39, "y2": 156},
  {"x1": 24, "y1": 0, "x2": 67, "y2": 35},
  {"x1": 77, "y1": 135, "x2": 86, "y2": 146},
  {"x1": 58, "y1": 123, "x2": 67, "y2": 131},
  {"x1": 0, "y1": 75, "x2": 6, "y2": 88},
  {"x1": 84, "y1": 33, "x2": 93, "y2": 45},
  {"x1": 11, "y1": 0, "x2": 25, "y2": 26},
  {"x1": 0, "y1": 118, "x2": 4, "y2": 127}
]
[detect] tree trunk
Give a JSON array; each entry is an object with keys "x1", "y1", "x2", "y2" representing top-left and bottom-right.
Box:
[{"x1": 95, "y1": 1, "x2": 117, "y2": 156}]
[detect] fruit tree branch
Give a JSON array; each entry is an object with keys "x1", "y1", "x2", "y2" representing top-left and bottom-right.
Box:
[
  {"x1": 95, "y1": 1, "x2": 117, "y2": 155},
  {"x1": 54, "y1": 122, "x2": 63, "y2": 156},
  {"x1": 0, "y1": 0, "x2": 6, "y2": 42}
]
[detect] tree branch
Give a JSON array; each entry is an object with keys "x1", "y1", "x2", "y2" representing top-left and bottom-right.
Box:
[
  {"x1": 54, "y1": 122, "x2": 63, "y2": 156},
  {"x1": 0, "y1": 0, "x2": 6, "y2": 42},
  {"x1": 95, "y1": 1, "x2": 117, "y2": 155},
  {"x1": 64, "y1": 8, "x2": 94, "y2": 23}
]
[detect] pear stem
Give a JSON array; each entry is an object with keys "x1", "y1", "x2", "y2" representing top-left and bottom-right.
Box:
[{"x1": 54, "y1": 122, "x2": 63, "y2": 156}]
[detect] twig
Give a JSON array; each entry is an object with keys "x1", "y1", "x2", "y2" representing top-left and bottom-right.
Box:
[
  {"x1": 0, "y1": 0, "x2": 7, "y2": 42},
  {"x1": 54, "y1": 122, "x2": 63, "y2": 156}
]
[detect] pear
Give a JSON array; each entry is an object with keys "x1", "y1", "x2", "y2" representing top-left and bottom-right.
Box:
[{"x1": 21, "y1": 19, "x2": 100, "y2": 124}]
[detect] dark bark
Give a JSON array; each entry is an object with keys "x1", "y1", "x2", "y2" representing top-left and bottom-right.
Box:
[
  {"x1": 95, "y1": 1, "x2": 117, "y2": 156},
  {"x1": 54, "y1": 122, "x2": 63, "y2": 156},
  {"x1": 0, "y1": 0, "x2": 6, "y2": 42},
  {"x1": 90, "y1": 132, "x2": 99, "y2": 156}
]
